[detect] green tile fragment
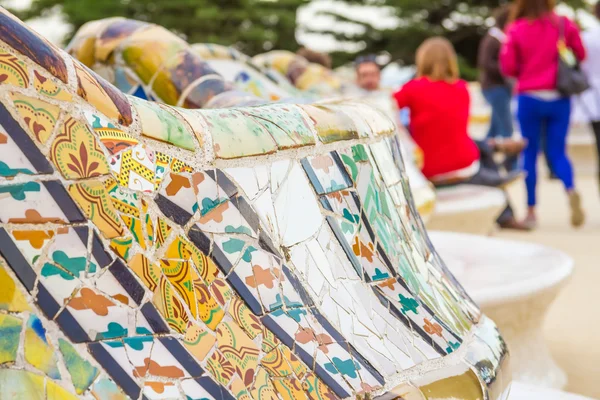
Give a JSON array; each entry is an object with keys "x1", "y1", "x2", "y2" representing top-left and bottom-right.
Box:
[
  {"x1": 0, "y1": 314, "x2": 21, "y2": 364},
  {"x1": 59, "y1": 338, "x2": 100, "y2": 394}
]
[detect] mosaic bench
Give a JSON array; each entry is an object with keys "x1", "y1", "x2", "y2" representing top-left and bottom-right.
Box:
[
  {"x1": 193, "y1": 39, "x2": 594, "y2": 400},
  {"x1": 0, "y1": 10, "x2": 512, "y2": 399},
  {"x1": 190, "y1": 43, "x2": 301, "y2": 102},
  {"x1": 429, "y1": 232, "x2": 573, "y2": 390},
  {"x1": 252, "y1": 50, "x2": 341, "y2": 95},
  {"x1": 173, "y1": 21, "x2": 583, "y2": 400},
  {"x1": 67, "y1": 24, "x2": 437, "y2": 225}
]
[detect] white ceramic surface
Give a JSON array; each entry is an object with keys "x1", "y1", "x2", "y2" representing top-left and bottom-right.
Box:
[
  {"x1": 434, "y1": 185, "x2": 506, "y2": 215},
  {"x1": 509, "y1": 382, "x2": 597, "y2": 400},
  {"x1": 429, "y1": 231, "x2": 574, "y2": 389},
  {"x1": 429, "y1": 231, "x2": 574, "y2": 307}
]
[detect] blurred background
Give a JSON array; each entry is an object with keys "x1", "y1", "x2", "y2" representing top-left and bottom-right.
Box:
[{"x1": 2, "y1": 0, "x2": 597, "y2": 81}]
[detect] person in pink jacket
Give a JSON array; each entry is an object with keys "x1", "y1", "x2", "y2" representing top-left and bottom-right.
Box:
[{"x1": 500, "y1": 0, "x2": 586, "y2": 229}]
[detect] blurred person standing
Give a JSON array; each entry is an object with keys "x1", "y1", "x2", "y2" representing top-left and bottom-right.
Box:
[
  {"x1": 393, "y1": 37, "x2": 529, "y2": 230},
  {"x1": 574, "y1": 2, "x2": 600, "y2": 194},
  {"x1": 478, "y1": 5, "x2": 521, "y2": 171},
  {"x1": 501, "y1": 0, "x2": 586, "y2": 228},
  {"x1": 355, "y1": 55, "x2": 381, "y2": 92}
]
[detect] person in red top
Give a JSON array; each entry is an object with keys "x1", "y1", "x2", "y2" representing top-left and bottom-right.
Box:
[{"x1": 393, "y1": 37, "x2": 528, "y2": 230}]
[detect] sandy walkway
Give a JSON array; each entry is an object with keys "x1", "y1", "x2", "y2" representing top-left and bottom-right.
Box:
[{"x1": 496, "y1": 170, "x2": 600, "y2": 397}]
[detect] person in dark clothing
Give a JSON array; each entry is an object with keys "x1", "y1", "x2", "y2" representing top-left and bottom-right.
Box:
[
  {"x1": 478, "y1": 6, "x2": 521, "y2": 171},
  {"x1": 577, "y1": 2, "x2": 600, "y2": 193}
]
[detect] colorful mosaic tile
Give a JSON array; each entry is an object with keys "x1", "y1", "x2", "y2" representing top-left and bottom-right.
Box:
[
  {"x1": 299, "y1": 105, "x2": 358, "y2": 143},
  {"x1": 0, "y1": 123, "x2": 39, "y2": 177},
  {"x1": 0, "y1": 181, "x2": 81, "y2": 225},
  {"x1": 0, "y1": 12, "x2": 68, "y2": 83},
  {"x1": 0, "y1": 9, "x2": 510, "y2": 400},
  {"x1": 110, "y1": 143, "x2": 164, "y2": 192},
  {"x1": 33, "y1": 69, "x2": 73, "y2": 102},
  {"x1": 9, "y1": 92, "x2": 61, "y2": 144},
  {"x1": 50, "y1": 116, "x2": 110, "y2": 179},
  {"x1": 0, "y1": 314, "x2": 21, "y2": 364},
  {"x1": 130, "y1": 96, "x2": 196, "y2": 150},
  {"x1": 302, "y1": 152, "x2": 352, "y2": 195},
  {"x1": 74, "y1": 62, "x2": 133, "y2": 126},
  {"x1": 183, "y1": 321, "x2": 216, "y2": 362},
  {"x1": 203, "y1": 108, "x2": 277, "y2": 159},
  {"x1": 68, "y1": 180, "x2": 124, "y2": 238},
  {"x1": 120, "y1": 24, "x2": 189, "y2": 84},
  {"x1": 0, "y1": 49, "x2": 30, "y2": 88},
  {"x1": 242, "y1": 104, "x2": 316, "y2": 149},
  {"x1": 24, "y1": 315, "x2": 61, "y2": 379},
  {"x1": 0, "y1": 260, "x2": 30, "y2": 311},
  {"x1": 216, "y1": 320, "x2": 260, "y2": 387}
]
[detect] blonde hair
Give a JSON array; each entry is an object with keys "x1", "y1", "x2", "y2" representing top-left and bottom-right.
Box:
[{"x1": 416, "y1": 37, "x2": 460, "y2": 82}]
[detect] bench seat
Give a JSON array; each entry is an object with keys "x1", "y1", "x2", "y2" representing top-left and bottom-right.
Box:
[
  {"x1": 429, "y1": 231, "x2": 574, "y2": 389},
  {"x1": 426, "y1": 185, "x2": 507, "y2": 235},
  {"x1": 509, "y1": 382, "x2": 596, "y2": 400}
]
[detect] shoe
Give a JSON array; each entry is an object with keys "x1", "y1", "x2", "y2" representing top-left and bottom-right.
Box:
[
  {"x1": 522, "y1": 214, "x2": 538, "y2": 230},
  {"x1": 491, "y1": 138, "x2": 527, "y2": 155},
  {"x1": 499, "y1": 217, "x2": 535, "y2": 231},
  {"x1": 569, "y1": 191, "x2": 585, "y2": 227}
]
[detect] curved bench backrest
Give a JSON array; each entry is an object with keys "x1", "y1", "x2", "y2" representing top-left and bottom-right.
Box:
[
  {"x1": 253, "y1": 50, "x2": 343, "y2": 94},
  {"x1": 191, "y1": 43, "x2": 300, "y2": 101},
  {"x1": 0, "y1": 10, "x2": 508, "y2": 400},
  {"x1": 67, "y1": 17, "x2": 261, "y2": 108}
]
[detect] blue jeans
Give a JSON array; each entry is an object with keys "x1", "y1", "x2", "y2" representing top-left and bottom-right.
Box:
[
  {"x1": 483, "y1": 85, "x2": 514, "y2": 139},
  {"x1": 483, "y1": 85, "x2": 518, "y2": 170},
  {"x1": 517, "y1": 95, "x2": 574, "y2": 206}
]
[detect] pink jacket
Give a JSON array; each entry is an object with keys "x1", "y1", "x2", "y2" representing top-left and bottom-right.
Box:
[{"x1": 500, "y1": 13, "x2": 586, "y2": 93}]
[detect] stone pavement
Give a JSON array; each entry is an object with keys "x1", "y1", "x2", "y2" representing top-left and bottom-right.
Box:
[{"x1": 496, "y1": 168, "x2": 600, "y2": 398}]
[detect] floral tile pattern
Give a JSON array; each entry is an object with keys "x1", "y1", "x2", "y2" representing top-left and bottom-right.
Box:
[
  {"x1": 50, "y1": 116, "x2": 111, "y2": 179},
  {"x1": 9, "y1": 92, "x2": 61, "y2": 145},
  {"x1": 0, "y1": 48, "x2": 30, "y2": 88},
  {"x1": 68, "y1": 180, "x2": 124, "y2": 239},
  {"x1": 0, "y1": 9, "x2": 507, "y2": 400},
  {"x1": 33, "y1": 69, "x2": 73, "y2": 102}
]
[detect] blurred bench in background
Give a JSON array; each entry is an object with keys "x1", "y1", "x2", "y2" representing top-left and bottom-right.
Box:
[
  {"x1": 509, "y1": 382, "x2": 596, "y2": 400},
  {"x1": 429, "y1": 231, "x2": 574, "y2": 390},
  {"x1": 426, "y1": 185, "x2": 507, "y2": 235}
]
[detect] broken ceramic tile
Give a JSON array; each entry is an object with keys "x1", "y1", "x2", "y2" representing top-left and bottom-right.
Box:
[{"x1": 273, "y1": 162, "x2": 322, "y2": 247}]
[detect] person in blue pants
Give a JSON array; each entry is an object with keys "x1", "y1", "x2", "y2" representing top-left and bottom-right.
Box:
[
  {"x1": 517, "y1": 96, "x2": 580, "y2": 224},
  {"x1": 478, "y1": 6, "x2": 520, "y2": 171}
]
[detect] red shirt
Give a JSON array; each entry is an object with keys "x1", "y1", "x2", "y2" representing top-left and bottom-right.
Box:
[{"x1": 393, "y1": 78, "x2": 479, "y2": 179}]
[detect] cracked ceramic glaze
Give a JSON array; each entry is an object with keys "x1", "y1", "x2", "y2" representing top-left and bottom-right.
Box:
[{"x1": 0, "y1": 10, "x2": 508, "y2": 400}]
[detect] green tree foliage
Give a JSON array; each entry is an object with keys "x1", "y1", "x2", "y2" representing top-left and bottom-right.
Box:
[
  {"x1": 5, "y1": 0, "x2": 309, "y2": 55},
  {"x1": 313, "y1": 0, "x2": 587, "y2": 77}
]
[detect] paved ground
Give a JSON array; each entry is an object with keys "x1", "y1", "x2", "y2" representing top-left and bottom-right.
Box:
[{"x1": 496, "y1": 166, "x2": 600, "y2": 398}]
